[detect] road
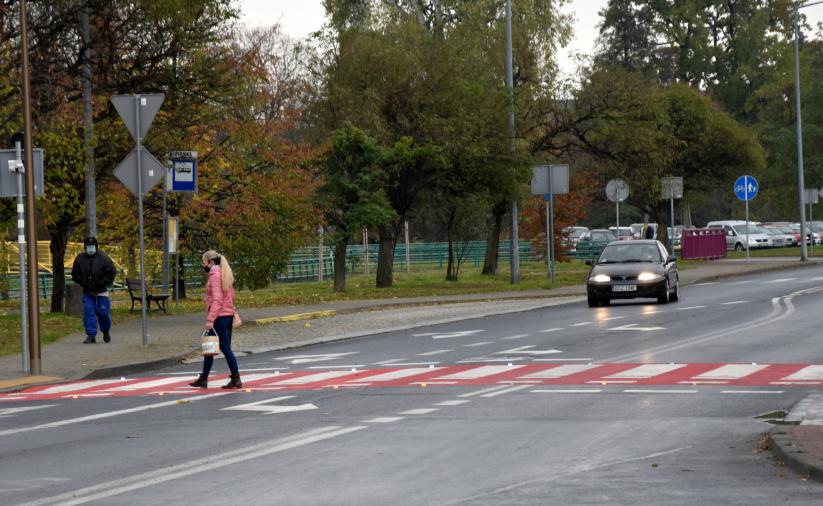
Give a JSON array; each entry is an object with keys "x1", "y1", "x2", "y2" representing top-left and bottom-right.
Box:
[{"x1": 3, "y1": 266, "x2": 823, "y2": 504}]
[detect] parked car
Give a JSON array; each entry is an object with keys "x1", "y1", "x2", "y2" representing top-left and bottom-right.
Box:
[
  {"x1": 561, "y1": 226, "x2": 589, "y2": 252},
  {"x1": 706, "y1": 220, "x2": 770, "y2": 251},
  {"x1": 761, "y1": 222, "x2": 800, "y2": 246},
  {"x1": 580, "y1": 229, "x2": 617, "y2": 242},
  {"x1": 608, "y1": 226, "x2": 634, "y2": 241},
  {"x1": 667, "y1": 226, "x2": 683, "y2": 250},
  {"x1": 761, "y1": 225, "x2": 793, "y2": 247},
  {"x1": 585, "y1": 240, "x2": 679, "y2": 307},
  {"x1": 789, "y1": 222, "x2": 821, "y2": 245}
]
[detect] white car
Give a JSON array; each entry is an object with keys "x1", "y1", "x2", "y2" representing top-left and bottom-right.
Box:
[{"x1": 706, "y1": 220, "x2": 770, "y2": 251}]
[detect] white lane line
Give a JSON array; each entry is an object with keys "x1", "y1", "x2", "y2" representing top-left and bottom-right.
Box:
[
  {"x1": 602, "y1": 316, "x2": 626, "y2": 321},
  {"x1": 0, "y1": 404, "x2": 57, "y2": 417},
  {"x1": 464, "y1": 341, "x2": 493, "y2": 347},
  {"x1": 571, "y1": 322, "x2": 593, "y2": 327},
  {"x1": 480, "y1": 385, "x2": 531, "y2": 397},
  {"x1": 418, "y1": 349, "x2": 452, "y2": 356},
  {"x1": 731, "y1": 280, "x2": 755, "y2": 285},
  {"x1": 768, "y1": 278, "x2": 796, "y2": 283},
  {"x1": 606, "y1": 364, "x2": 686, "y2": 379},
  {"x1": 400, "y1": 408, "x2": 439, "y2": 415},
  {"x1": 434, "y1": 400, "x2": 471, "y2": 406},
  {"x1": 622, "y1": 389, "x2": 698, "y2": 394},
  {"x1": 458, "y1": 358, "x2": 527, "y2": 364},
  {"x1": 458, "y1": 385, "x2": 513, "y2": 398},
  {"x1": 269, "y1": 370, "x2": 357, "y2": 385},
  {"x1": 721, "y1": 390, "x2": 785, "y2": 395},
  {"x1": 437, "y1": 365, "x2": 525, "y2": 380},
  {"x1": 495, "y1": 345, "x2": 562, "y2": 356},
  {"x1": 502, "y1": 334, "x2": 530, "y2": 340},
  {"x1": 531, "y1": 389, "x2": 603, "y2": 394},
  {"x1": 693, "y1": 282, "x2": 718, "y2": 286},
  {"x1": 373, "y1": 359, "x2": 407, "y2": 365},
  {"x1": 677, "y1": 306, "x2": 705, "y2": 311},
  {"x1": 363, "y1": 417, "x2": 404, "y2": 423},
  {"x1": 376, "y1": 362, "x2": 440, "y2": 367},
  {"x1": 640, "y1": 310, "x2": 661, "y2": 315},
  {"x1": 521, "y1": 364, "x2": 600, "y2": 379},
  {"x1": 693, "y1": 364, "x2": 768, "y2": 380},
  {"x1": 721, "y1": 301, "x2": 748, "y2": 305},
  {"x1": 0, "y1": 393, "x2": 227, "y2": 437},
  {"x1": 305, "y1": 365, "x2": 365, "y2": 370},
  {"x1": 539, "y1": 328, "x2": 562, "y2": 333},
  {"x1": 349, "y1": 368, "x2": 439, "y2": 383},
  {"x1": 16, "y1": 426, "x2": 365, "y2": 506},
  {"x1": 783, "y1": 366, "x2": 823, "y2": 381}
]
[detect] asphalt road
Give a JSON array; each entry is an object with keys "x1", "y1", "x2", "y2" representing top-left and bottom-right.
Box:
[{"x1": 4, "y1": 265, "x2": 823, "y2": 505}]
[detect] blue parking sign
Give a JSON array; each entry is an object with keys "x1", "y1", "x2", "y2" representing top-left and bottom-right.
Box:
[{"x1": 734, "y1": 175, "x2": 758, "y2": 201}]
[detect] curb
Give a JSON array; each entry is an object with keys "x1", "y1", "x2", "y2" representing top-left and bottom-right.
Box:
[
  {"x1": 253, "y1": 310, "x2": 337, "y2": 325},
  {"x1": 768, "y1": 428, "x2": 823, "y2": 483},
  {"x1": 81, "y1": 353, "x2": 193, "y2": 380}
]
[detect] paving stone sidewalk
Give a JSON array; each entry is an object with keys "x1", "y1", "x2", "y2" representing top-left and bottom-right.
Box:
[
  {"x1": 0, "y1": 257, "x2": 816, "y2": 389},
  {"x1": 770, "y1": 394, "x2": 823, "y2": 483}
]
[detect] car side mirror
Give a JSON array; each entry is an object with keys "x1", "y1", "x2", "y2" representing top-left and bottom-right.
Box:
[
  {"x1": 584, "y1": 259, "x2": 593, "y2": 266},
  {"x1": 666, "y1": 255, "x2": 676, "y2": 264}
]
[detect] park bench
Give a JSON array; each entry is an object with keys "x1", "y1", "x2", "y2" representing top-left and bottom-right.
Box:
[{"x1": 126, "y1": 278, "x2": 170, "y2": 313}]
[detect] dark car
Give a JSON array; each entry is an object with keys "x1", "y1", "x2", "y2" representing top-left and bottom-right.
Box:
[{"x1": 585, "y1": 240, "x2": 679, "y2": 307}]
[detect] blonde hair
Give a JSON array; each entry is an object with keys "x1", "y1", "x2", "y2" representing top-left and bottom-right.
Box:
[{"x1": 203, "y1": 250, "x2": 234, "y2": 292}]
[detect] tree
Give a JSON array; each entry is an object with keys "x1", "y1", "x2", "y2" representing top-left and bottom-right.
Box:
[{"x1": 317, "y1": 123, "x2": 396, "y2": 292}]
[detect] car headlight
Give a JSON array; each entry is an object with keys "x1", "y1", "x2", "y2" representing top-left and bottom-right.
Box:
[
  {"x1": 591, "y1": 274, "x2": 611, "y2": 282},
  {"x1": 638, "y1": 272, "x2": 662, "y2": 281}
]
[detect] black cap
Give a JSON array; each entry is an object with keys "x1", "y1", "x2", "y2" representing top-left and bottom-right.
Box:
[{"x1": 83, "y1": 236, "x2": 98, "y2": 246}]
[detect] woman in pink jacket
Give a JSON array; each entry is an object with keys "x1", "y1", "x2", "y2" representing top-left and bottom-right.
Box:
[{"x1": 189, "y1": 250, "x2": 242, "y2": 389}]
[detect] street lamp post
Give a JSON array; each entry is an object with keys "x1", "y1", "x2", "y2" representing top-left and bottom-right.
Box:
[{"x1": 793, "y1": 0, "x2": 823, "y2": 261}]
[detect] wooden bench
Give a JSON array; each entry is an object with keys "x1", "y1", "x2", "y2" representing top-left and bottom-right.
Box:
[{"x1": 126, "y1": 278, "x2": 170, "y2": 313}]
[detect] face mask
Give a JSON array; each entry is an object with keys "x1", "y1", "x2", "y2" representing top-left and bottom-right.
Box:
[
  {"x1": 203, "y1": 264, "x2": 211, "y2": 273},
  {"x1": 85, "y1": 246, "x2": 97, "y2": 256}
]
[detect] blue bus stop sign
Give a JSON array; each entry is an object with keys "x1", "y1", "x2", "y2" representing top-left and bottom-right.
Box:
[{"x1": 734, "y1": 175, "x2": 758, "y2": 201}]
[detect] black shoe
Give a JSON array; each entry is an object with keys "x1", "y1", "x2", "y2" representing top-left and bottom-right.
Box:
[
  {"x1": 83, "y1": 335, "x2": 96, "y2": 344},
  {"x1": 189, "y1": 374, "x2": 208, "y2": 388},
  {"x1": 222, "y1": 374, "x2": 243, "y2": 389},
  {"x1": 103, "y1": 332, "x2": 111, "y2": 343}
]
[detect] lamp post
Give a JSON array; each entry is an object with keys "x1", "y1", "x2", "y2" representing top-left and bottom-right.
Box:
[{"x1": 793, "y1": 0, "x2": 823, "y2": 261}]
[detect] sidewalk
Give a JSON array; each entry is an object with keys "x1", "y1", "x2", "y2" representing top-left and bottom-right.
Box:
[
  {"x1": 0, "y1": 256, "x2": 817, "y2": 390},
  {"x1": 769, "y1": 394, "x2": 823, "y2": 483}
]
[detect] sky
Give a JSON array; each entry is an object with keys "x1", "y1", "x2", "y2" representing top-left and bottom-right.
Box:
[{"x1": 240, "y1": 0, "x2": 823, "y2": 76}]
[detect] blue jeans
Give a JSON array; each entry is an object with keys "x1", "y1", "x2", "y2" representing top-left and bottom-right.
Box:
[
  {"x1": 82, "y1": 294, "x2": 112, "y2": 337},
  {"x1": 201, "y1": 315, "x2": 238, "y2": 376}
]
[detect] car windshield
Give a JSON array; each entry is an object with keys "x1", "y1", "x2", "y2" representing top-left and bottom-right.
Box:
[
  {"x1": 736, "y1": 225, "x2": 764, "y2": 234},
  {"x1": 570, "y1": 228, "x2": 587, "y2": 239},
  {"x1": 779, "y1": 226, "x2": 795, "y2": 234},
  {"x1": 598, "y1": 244, "x2": 661, "y2": 264},
  {"x1": 590, "y1": 231, "x2": 616, "y2": 241}
]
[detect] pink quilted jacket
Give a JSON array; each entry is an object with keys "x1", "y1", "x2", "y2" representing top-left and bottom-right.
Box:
[{"x1": 205, "y1": 266, "x2": 236, "y2": 325}]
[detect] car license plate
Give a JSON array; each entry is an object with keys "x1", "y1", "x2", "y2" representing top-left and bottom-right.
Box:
[{"x1": 613, "y1": 285, "x2": 636, "y2": 292}]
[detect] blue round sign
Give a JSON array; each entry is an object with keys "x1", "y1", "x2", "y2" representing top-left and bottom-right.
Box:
[{"x1": 734, "y1": 175, "x2": 758, "y2": 201}]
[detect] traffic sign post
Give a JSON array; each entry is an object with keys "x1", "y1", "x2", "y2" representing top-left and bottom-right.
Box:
[
  {"x1": 805, "y1": 188, "x2": 819, "y2": 257},
  {"x1": 162, "y1": 150, "x2": 197, "y2": 294},
  {"x1": 734, "y1": 175, "x2": 759, "y2": 264},
  {"x1": 661, "y1": 176, "x2": 683, "y2": 252},
  {"x1": 531, "y1": 165, "x2": 569, "y2": 283},
  {"x1": 606, "y1": 178, "x2": 629, "y2": 238},
  {"x1": 112, "y1": 94, "x2": 165, "y2": 347}
]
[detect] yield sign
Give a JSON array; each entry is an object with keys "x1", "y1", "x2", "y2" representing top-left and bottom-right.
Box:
[
  {"x1": 113, "y1": 147, "x2": 167, "y2": 196},
  {"x1": 221, "y1": 396, "x2": 318, "y2": 415},
  {"x1": 111, "y1": 94, "x2": 164, "y2": 141}
]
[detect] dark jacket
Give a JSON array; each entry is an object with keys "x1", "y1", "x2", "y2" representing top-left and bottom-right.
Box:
[{"x1": 71, "y1": 251, "x2": 117, "y2": 295}]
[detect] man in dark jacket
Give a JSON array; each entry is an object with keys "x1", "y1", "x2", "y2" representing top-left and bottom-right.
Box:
[{"x1": 71, "y1": 237, "x2": 117, "y2": 344}]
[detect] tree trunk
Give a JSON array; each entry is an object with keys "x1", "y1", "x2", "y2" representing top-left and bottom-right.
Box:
[
  {"x1": 446, "y1": 206, "x2": 458, "y2": 281},
  {"x1": 49, "y1": 227, "x2": 68, "y2": 313},
  {"x1": 376, "y1": 224, "x2": 399, "y2": 288},
  {"x1": 482, "y1": 200, "x2": 507, "y2": 275},
  {"x1": 333, "y1": 236, "x2": 348, "y2": 292}
]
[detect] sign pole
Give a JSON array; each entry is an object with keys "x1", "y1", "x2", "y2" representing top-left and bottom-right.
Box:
[
  {"x1": 162, "y1": 178, "x2": 169, "y2": 293},
  {"x1": 745, "y1": 178, "x2": 750, "y2": 264},
  {"x1": 549, "y1": 194, "x2": 556, "y2": 283},
  {"x1": 669, "y1": 179, "x2": 675, "y2": 252},
  {"x1": 616, "y1": 200, "x2": 620, "y2": 232},
  {"x1": 14, "y1": 140, "x2": 28, "y2": 373},
  {"x1": 404, "y1": 221, "x2": 411, "y2": 273},
  {"x1": 810, "y1": 200, "x2": 814, "y2": 257},
  {"x1": 134, "y1": 96, "x2": 149, "y2": 346},
  {"x1": 545, "y1": 200, "x2": 550, "y2": 278}
]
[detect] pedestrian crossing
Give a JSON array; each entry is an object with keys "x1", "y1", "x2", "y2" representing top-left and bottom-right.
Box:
[{"x1": 5, "y1": 362, "x2": 823, "y2": 401}]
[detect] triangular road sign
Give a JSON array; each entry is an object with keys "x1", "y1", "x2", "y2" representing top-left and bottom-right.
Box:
[{"x1": 111, "y1": 94, "x2": 165, "y2": 142}]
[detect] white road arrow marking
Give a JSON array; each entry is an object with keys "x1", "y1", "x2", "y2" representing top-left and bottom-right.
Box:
[
  {"x1": 414, "y1": 330, "x2": 485, "y2": 339},
  {"x1": 608, "y1": 323, "x2": 666, "y2": 332},
  {"x1": 277, "y1": 352, "x2": 358, "y2": 365},
  {"x1": 222, "y1": 396, "x2": 318, "y2": 415},
  {"x1": 494, "y1": 345, "x2": 563, "y2": 355}
]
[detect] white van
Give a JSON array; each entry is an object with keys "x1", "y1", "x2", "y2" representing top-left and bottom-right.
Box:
[{"x1": 706, "y1": 220, "x2": 771, "y2": 251}]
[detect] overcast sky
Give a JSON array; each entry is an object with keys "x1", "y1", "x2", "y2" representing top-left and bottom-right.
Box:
[{"x1": 239, "y1": 0, "x2": 823, "y2": 76}]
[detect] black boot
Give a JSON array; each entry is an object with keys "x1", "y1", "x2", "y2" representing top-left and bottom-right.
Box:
[
  {"x1": 103, "y1": 332, "x2": 111, "y2": 343},
  {"x1": 189, "y1": 374, "x2": 208, "y2": 388},
  {"x1": 222, "y1": 374, "x2": 242, "y2": 389},
  {"x1": 83, "y1": 335, "x2": 96, "y2": 344}
]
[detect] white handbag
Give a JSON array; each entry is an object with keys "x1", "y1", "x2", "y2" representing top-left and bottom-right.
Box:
[{"x1": 201, "y1": 330, "x2": 220, "y2": 356}]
